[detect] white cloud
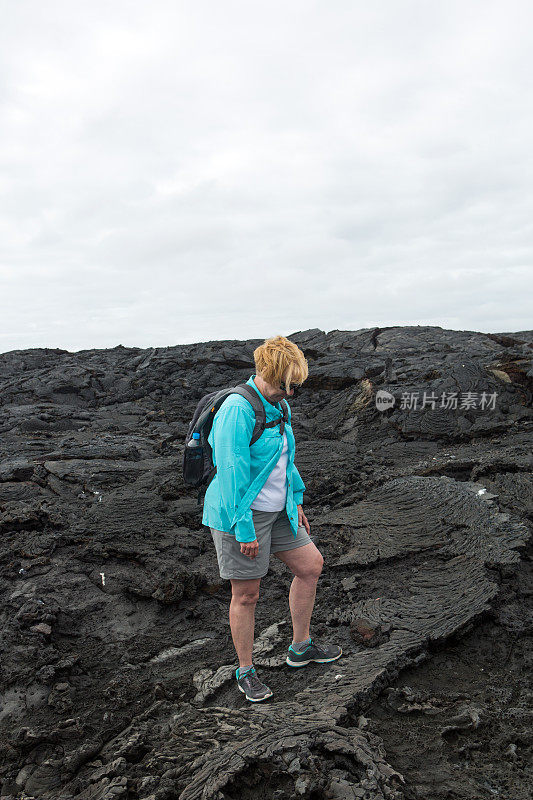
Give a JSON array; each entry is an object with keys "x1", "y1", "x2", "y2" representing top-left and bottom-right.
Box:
[{"x1": 0, "y1": 0, "x2": 532, "y2": 352}]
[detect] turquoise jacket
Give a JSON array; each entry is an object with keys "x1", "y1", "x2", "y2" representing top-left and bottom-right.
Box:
[{"x1": 201, "y1": 374, "x2": 306, "y2": 543}]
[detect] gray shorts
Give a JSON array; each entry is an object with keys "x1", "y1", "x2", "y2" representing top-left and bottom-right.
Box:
[{"x1": 210, "y1": 508, "x2": 313, "y2": 580}]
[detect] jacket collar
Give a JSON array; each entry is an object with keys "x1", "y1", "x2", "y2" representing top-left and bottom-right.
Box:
[{"x1": 246, "y1": 374, "x2": 281, "y2": 412}]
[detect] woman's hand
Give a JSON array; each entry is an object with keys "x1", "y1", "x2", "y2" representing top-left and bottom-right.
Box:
[
  {"x1": 298, "y1": 504, "x2": 310, "y2": 535},
  {"x1": 240, "y1": 539, "x2": 259, "y2": 559}
]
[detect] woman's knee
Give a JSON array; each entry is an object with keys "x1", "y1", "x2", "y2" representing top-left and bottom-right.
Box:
[
  {"x1": 311, "y1": 552, "x2": 324, "y2": 579},
  {"x1": 298, "y1": 552, "x2": 323, "y2": 581},
  {"x1": 231, "y1": 578, "x2": 261, "y2": 605},
  {"x1": 235, "y1": 591, "x2": 260, "y2": 606}
]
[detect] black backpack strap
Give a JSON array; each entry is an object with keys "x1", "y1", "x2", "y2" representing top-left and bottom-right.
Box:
[
  {"x1": 190, "y1": 387, "x2": 237, "y2": 437},
  {"x1": 231, "y1": 384, "x2": 266, "y2": 445},
  {"x1": 233, "y1": 387, "x2": 289, "y2": 441}
]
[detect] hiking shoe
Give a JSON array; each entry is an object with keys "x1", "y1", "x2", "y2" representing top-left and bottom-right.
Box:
[
  {"x1": 236, "y1": 666, "x2": 273, "y2": 702},
  {"x1": 286, "y1": 638, "x2": 343, "y2": 667}
]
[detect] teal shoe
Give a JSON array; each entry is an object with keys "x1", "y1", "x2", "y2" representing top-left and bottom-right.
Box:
[
  {"x1": 286, "y1": 638, "x2": 342, "y2": 667},
  {"x1": 236, "y1": 666, "x2": 273, "y2": 702}
]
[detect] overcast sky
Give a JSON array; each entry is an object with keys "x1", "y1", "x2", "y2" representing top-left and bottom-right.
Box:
[{"x1": 1, "y1": 1, "x2": 532, "y2": 354}]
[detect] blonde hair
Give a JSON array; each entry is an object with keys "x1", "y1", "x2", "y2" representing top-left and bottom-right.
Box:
[{"x1": 253, "y1": 335, "x2": 308, "y2": 389}]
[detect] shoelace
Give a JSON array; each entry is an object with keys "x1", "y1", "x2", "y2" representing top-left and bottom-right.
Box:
[
  {"x1": 312, "y1": 639, "x2": 332, "y2": 654},
  {"x1": 291, "y1": 638, "x2": 317, "y2": 653},
  {"x1": 293, "y1": 638, "x2": 330, "y2": 656},
  {"x1": 238, "y1": 666, "x2": 255, "y2": 678},
  {"x1": 239, "y1": 668, "x2": 267, "y2": 690}
]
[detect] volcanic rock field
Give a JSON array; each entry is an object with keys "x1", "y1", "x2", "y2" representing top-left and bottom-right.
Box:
[{"x1": 0, "y1": 325, "x2": 531, "y2": 800}]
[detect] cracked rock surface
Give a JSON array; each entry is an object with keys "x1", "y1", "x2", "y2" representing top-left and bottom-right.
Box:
[{"x1": 0, "y1": 325, "x2": 531, "y2": 799}]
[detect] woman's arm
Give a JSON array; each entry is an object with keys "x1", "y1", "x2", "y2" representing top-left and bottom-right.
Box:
[
  {"x1": 211, "y1": 401, "x2": 257, "y2": 543},
  {"x1": 291, "y1": 462, "x2": 306, "y2": 506}
]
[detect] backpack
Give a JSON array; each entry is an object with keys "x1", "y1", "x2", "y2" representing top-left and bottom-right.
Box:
[{"x1": 183, "y1": 383, "x2": 289, "y2": 505}]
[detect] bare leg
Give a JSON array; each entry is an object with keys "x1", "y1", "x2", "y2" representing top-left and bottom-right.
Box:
[
  {"x1": 273, "y1": 542, "x2": 324, "y2": 641},
  {"x1": 229, "y1": 578, "x2": 261, "y2": 667},
  {"x1": 288, "y1": 575, "x2": 318, "y2": 642}
]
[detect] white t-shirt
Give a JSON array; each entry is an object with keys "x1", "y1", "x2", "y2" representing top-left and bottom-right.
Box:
[{"x1": 250, "y1": 431, "x2": 288, "y2": 511}]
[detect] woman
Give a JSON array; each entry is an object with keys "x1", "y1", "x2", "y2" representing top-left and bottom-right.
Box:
[{"x1": 202, "y1": 335, "x2": 342, "y2": 702}]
